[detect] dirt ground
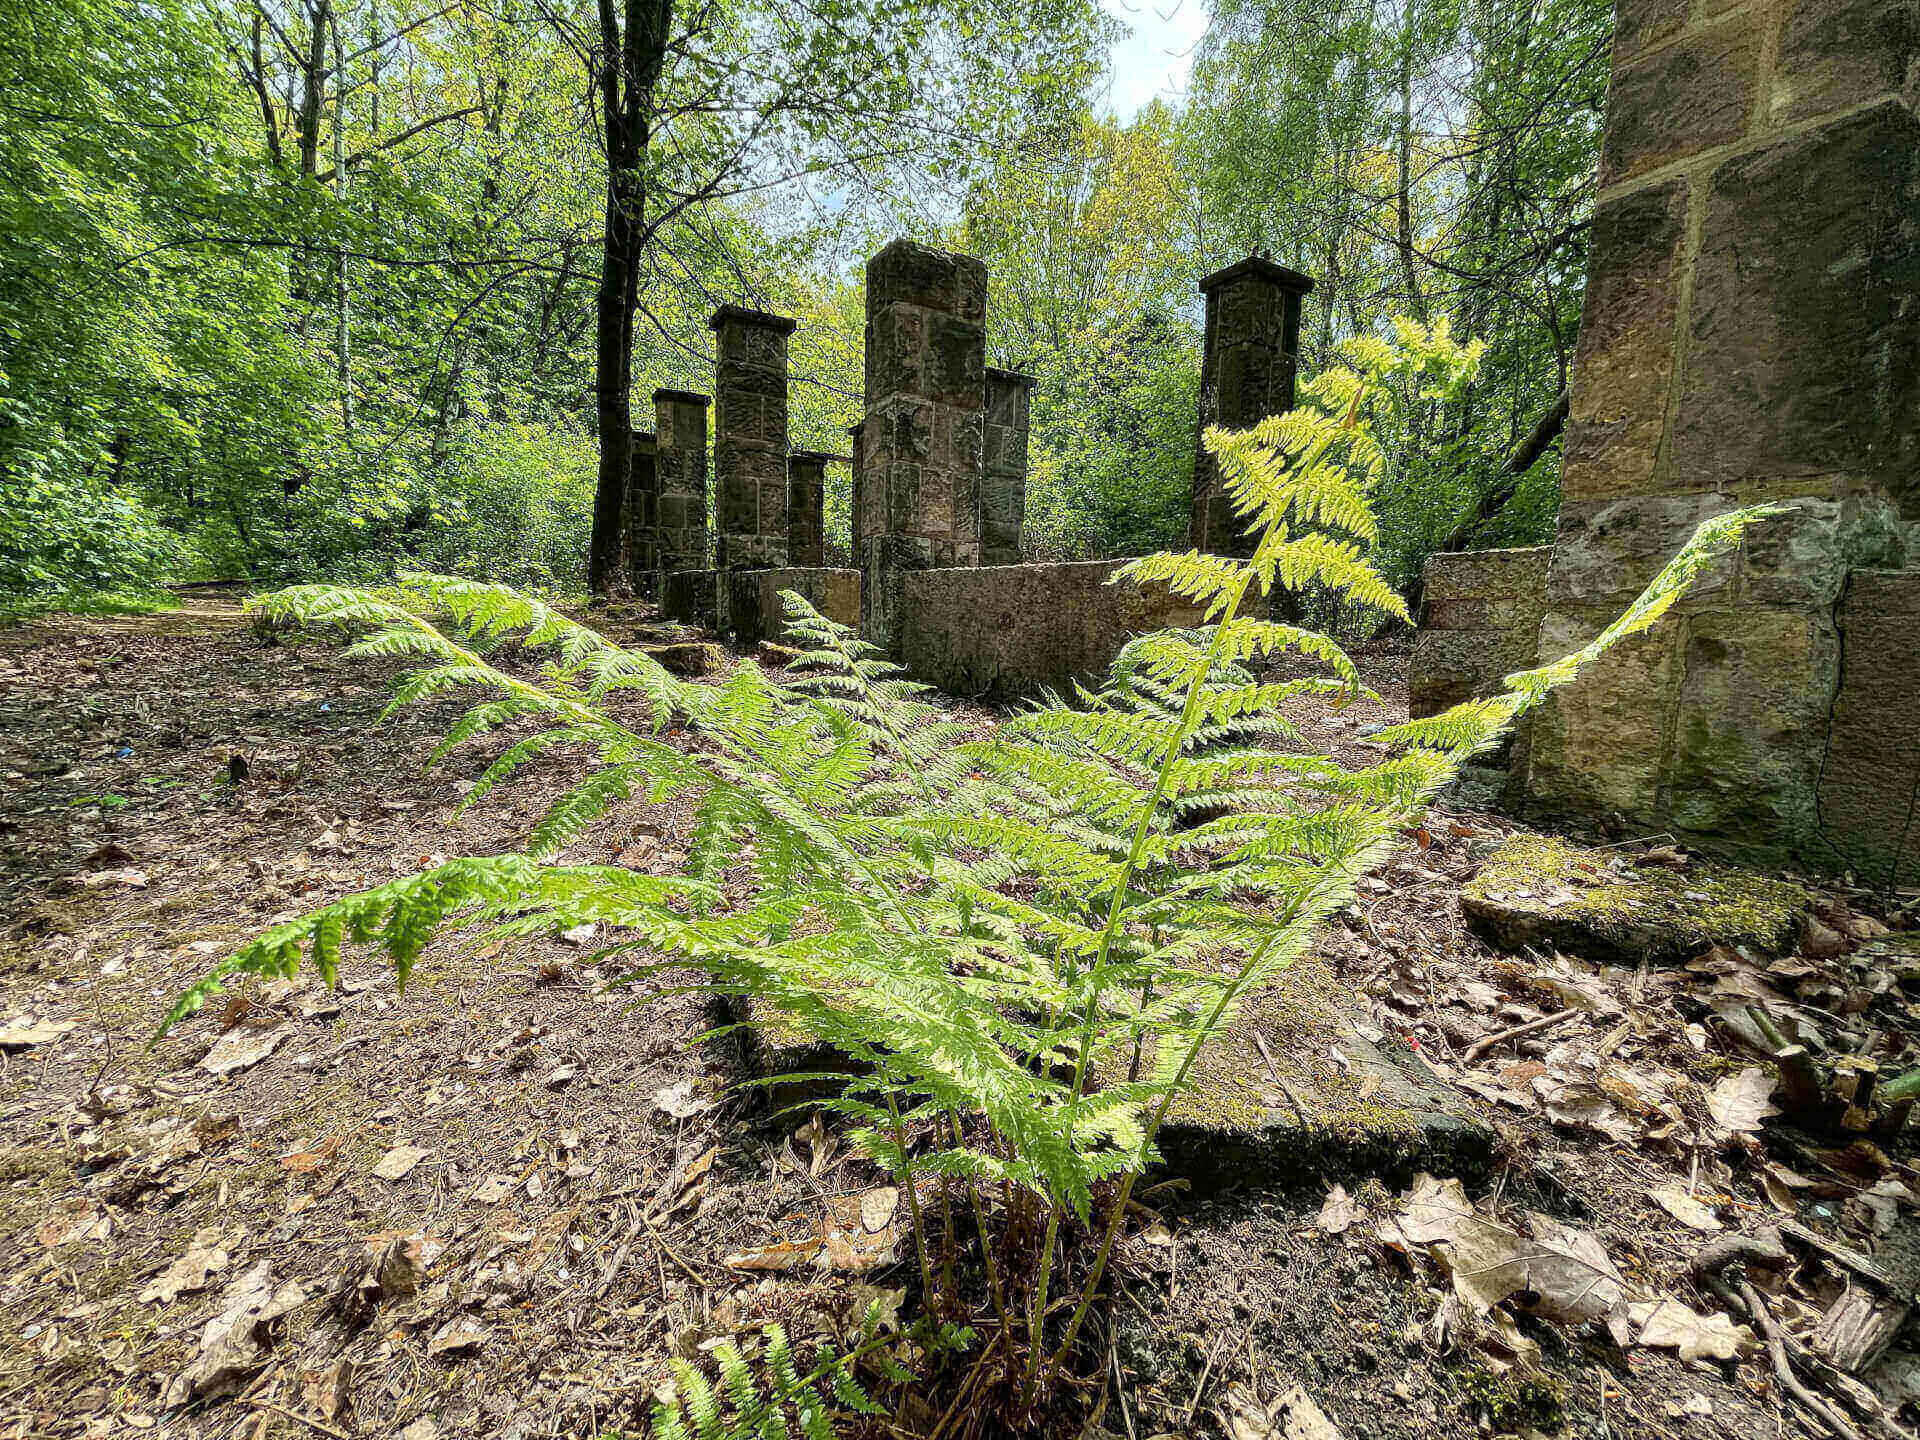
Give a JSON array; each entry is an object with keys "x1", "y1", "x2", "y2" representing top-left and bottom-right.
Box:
[{"x1": 1, "y1": 591, "x2": 1914, "y2": 1440}]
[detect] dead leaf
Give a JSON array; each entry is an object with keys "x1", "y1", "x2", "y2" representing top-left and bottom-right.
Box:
[
  {"x1": 653, "y1": 1079, "x2": 716, "y2": 1120},
  {"x1": 470, "y1": 1173, "x2": 517, "y2": 1205},
  {"x1": 819, "y1": 1226, "x2": 896, "y2": 1274},
  {"x1": 860, "y1": 1186, "x2": 899, "y2": 1234},
  {"x1": 427, "y1": 1316, "x2": 492, "y2": 1356},
  {"x1": 140, "y1": 1228, "x2": 233, "y2": 1303},
  {"x1": 1706, "y1": 1068, "x2": 1779, "y2": 1138},
  {"x1": 0, "y1": 1016, "x2": 76, "y2": 1050},
  {"x1": 1318, "y1": 1184, "x2": 1359, "y2": 1236},
  {"x1": 1438, "y1": 1209, "x2": 1627, "y2": 1331},
  {"x1": 724, "y1": 1239, "x2": 822, "y2": 1272},
  {"x1": 1220, "y1": 1381, "x2": 1346, "y2": 1440},
  {"x1": 1649, "y1": 1182, "x2": 1722, "y2": 1233},
  {"x1": 1630, "y1": 1296, "x2": 1761, "y2": 1363},
  {"x1": 1397, "y1": 1174, "x2": 1475, "y2": 1245},
  {"x1": 199, "y1": 1022, "x2": 291, "y2": 1077},
  {"x1": 37, "y1": 1197, "x2": 111, "y2": 1248},
  {"x1": 166, "y1": 1260, "x2": 306, "y2": 1403},
  {"x1": 371, "y1": 1145, "x2": 430, "y2": 1182}
]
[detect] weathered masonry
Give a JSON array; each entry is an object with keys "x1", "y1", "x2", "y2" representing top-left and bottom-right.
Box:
[
  {"x1": 1190, "y1": 257, "x2": 1313, "y2": 557},
  {"x1": 645, "y1": 240, "x2": 1311, "y2": 695},
  {"x1": 1412, "y1": 0, "x2": 1919, "y2": 884}
]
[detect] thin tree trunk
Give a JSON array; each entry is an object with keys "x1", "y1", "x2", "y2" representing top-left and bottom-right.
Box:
[
  {"x1": 332, "y1": 8, "x2": 353, "y2": 434},
  {"x1": 587, "y1": 0, "x2": 673, "y2": 596}
]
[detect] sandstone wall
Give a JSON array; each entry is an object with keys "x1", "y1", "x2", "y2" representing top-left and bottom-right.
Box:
[
  {"x1": 1409, "y1": 547, "x2": 1552, "y2": 718},
  {"x1": 1519, "y1": 0, "x2": 1917, "y2": 870},
  {"x1": 896, "y1": 562, "x2": 1206, "y2": 698},
  {"x1": 723, "y1": 567, "x2": 862, "y2": 648},
  {"x1": 1820, "y1": 571, "x2": 1920, "y2": 887}
]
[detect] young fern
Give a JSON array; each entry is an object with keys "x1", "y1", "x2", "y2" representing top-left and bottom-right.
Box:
[{"x1": 166, "y1": 320, "x2": 1773, "y2": 1418}]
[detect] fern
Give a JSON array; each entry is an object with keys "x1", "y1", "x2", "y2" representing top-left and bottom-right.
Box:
[{"x1": 170, "y1": 320, "x2": 1770, "y2": 1415}]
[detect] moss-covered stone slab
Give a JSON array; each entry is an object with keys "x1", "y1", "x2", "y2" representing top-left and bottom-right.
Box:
[
  {"x1": 1145, "y1": 955, "x2": 1494, "y2": 1188},
  {"x1": 1462, "y1": 834, "x2": 1805, "y2": 963},
  {"x1": 726, "y1": 955, "x2": 1492, "y2": 1188}
]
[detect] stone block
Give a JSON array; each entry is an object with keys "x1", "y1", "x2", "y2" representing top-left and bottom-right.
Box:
[
  {"x1": 1420, "y1": 545, "x2": 1554, "y2": 605},
  {"x1": 1664, "y1": 607, "x2": 1836, "y2": 843},
  {"x1": 1671, "y1": 102, "x2": 1920, "y2": 505},
  {"x1": 1739, "y1": 496, "x2": 1907, "y2": 606},
  {"x1": 660, "y1": 569, "x2": 719, "y2": 630},
  {"x1": 1409, "y1": 628, "x2": 1535, "y2": 715},
  {"x1": 925, "y1": 312, "x2": 986, "y2": 410},
  {"x1": 868, "y1": 303, "x2": 925, "y2": 397},
  {"x1": 1525, "y1": 606, "x2": 1683, "y2": 818},
  {"x1": 1771, "y1": 0, "x2": 1918, "y2": 124},
  {"x1": 896, "y1": 560, "x2": 1206, "y2": 697},
  {"x1": 1561, "y1": 181, "x2": 1688, "y2": 503},
  {"x1": 1820, "y1": 569, "x2": 1920, "y2": 886},
  {"x1": 866, "y1": 240, "x2": 987, "y2": 324},
  {"x1": 1462, "y1": 834, "x2": 1805, "y2": 962},
  {"x1": 1598, "y1": 18, "x2": 1761, "y2": 189},
  {"x1": 1547, "y1": 495, "x2": 1740, "y2": 608},
  {"x1": 1612, "y1": 0, "x2": 1692, "y2": 62}
]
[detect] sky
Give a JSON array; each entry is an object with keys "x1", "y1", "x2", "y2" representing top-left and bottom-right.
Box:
[{"x1": 1100, "y1": 0, "x2": 1211, "y2": 119}]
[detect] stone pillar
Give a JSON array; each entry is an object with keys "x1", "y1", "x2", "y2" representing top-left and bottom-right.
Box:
[
  {"x1": 787, "y1": 451, "x2": 828, "y2": 568},
  {"x1": 711, "y1": 305, "x2": 795, "y2": 570},
  {"x1": 848, "y1": 423, "x2": 866, "y2": 562},
  {"x1": 1523, "y1": 0, "x2": 1917, "y2": 874},
  {"x1": 653, "y1": 389, "x2": 710, "y2": 577},
  {"x1": 983, "y1": 368, "x2": 1034, "y2": 566},
  {"x1": 622, "y1": 432, "x2": 658, "y2": 594},
  {"x1": 858, "y1": 239, "x2": 988, "y2": 650},
  {"x1": 1191, "y1": 257, "x2": 1314, "y2": 556}
]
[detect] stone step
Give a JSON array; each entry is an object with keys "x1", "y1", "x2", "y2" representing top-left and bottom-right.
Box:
[
  {"x1": 719, "y1": 954, "x2": 1495, "y2": 1189},
  {"x1": 1462, "y1": 833, "x2": 1805, "y2": 964}
]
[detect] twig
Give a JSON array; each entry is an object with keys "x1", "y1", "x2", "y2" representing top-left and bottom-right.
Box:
[
  {"x1": 640, "y1": 1210, "x2": 708, "y2": 1286},
  {"x1": 1184, "y1": 1334, "x2": 1226, "y2": 1427},
  {"x1": 1110, "y1": 1331, "x2": 1138, "y2": 1440},
  {"x1": 247, "y1": 1399, "x2": 350, "y2": 1439},
  {"x1": 1735, "y1": 1275, "x2": 1863, "y2": 1440},
  {"x1": 1461, "y1": 1007, "x2": 1579, "y2": 1065}
]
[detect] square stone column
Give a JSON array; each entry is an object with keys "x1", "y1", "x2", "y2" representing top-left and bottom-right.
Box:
[
  {"x1": 622, "y1": 431, "x2": 658, "y2": 594},
  {"x1": 983, "y1": 368, "x2": 1034, "y2": 565},
  {"x1": 1191, "y1": 256, "x2": 1314, "y2": 556},
  {"x1": 1522, "y1": 0, "x2": 1917, "y2": 875},
  {"x1": 787, "y1": 451, "x2": 829, "y2": 568},
  {"x1": 712, "y1": 305, "x2": 795, "y2": 570},
  {"x1": 653, "y1": 389, "x2": 710, "y2": 577},
  {"x1": 858, "y1": 239, "x2": 988, "y2": 650}
]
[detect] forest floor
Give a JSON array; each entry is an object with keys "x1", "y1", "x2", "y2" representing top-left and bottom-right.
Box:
[{"x1": 1, "y1": 589, "x2": 1916, "y2": 1440}]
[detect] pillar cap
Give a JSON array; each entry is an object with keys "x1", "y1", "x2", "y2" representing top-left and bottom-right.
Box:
[
  {"x1": 709, "y1": 303, "x2": 797, "y2": 335},
  {"x1": 1198, "y1": 254, "x2": 1315, "y2": 297},
  {"x1": 653, "y1": 388, "x2": 710, "y2": 406},
  {"x1": 985, "y1": 366, "x2": 1038, "y2": 389}
]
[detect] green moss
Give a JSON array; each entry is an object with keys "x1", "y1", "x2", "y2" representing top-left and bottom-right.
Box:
[
  {"x1": 1456, "y1": 1364, "x2": 1566, "y2": 1432},
  {"x1": 1464, "y1": 833, "x2": 1804, "y2": 962}
]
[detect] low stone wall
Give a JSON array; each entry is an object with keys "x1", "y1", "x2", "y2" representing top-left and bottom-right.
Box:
[
  {"x1": 1819, "y1": 570, "x2": 1920, "y2": 888},
  {"x1": 1408, "y1": 547, "x2": 1551, "y2": 716},
  {"x1": 660, "y1": 569, "x2": 719, "y2": 631},
  {"x1": 724, "y1": 567, "x2": 861, "y2": 647},
  {"x1": 896, "y1": 560, "x2": 1206, "y2": 698}
]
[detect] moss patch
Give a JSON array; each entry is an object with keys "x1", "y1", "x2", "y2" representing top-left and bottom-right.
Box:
[{"x1": 1462, "y1": 834, "x2": 1805, "y2": 963}]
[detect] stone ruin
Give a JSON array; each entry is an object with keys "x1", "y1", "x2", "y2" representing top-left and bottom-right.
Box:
[
  {"x1": 626, "y1": 0, "x2": 1915, "y2": 892},
  {"x1": 1410, "y1": 0, "x2": 1918, "y2": 888},
  {"x1": 631, "y1": 239, "x2": 1319, "y2": 697}
]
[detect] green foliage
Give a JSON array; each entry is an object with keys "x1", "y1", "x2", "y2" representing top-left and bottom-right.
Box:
[
  {"x1": 647, "y1": 1310, "x2": 956, "y2": 1440},
  {"x1": 167, "y1": 326, "x2": 1768, "y2": 1409}
]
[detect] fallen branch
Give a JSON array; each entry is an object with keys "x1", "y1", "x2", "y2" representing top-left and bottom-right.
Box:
[{"x1": 1461, "y1": 1008, "x2": 1579, "y2": 1066}]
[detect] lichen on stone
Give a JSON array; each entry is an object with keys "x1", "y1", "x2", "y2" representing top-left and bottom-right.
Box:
[{"x1": 1462, "y1": 832, "x2": 1805, "y2": 963}]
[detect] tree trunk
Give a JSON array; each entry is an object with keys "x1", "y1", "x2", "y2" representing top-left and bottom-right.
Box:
[
  {"x1": 331, "y1": 9, "x2": 353, "y2": 435},
  {"x1": 588, "y1": 0, "x2": 674, "y2": 597}
]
